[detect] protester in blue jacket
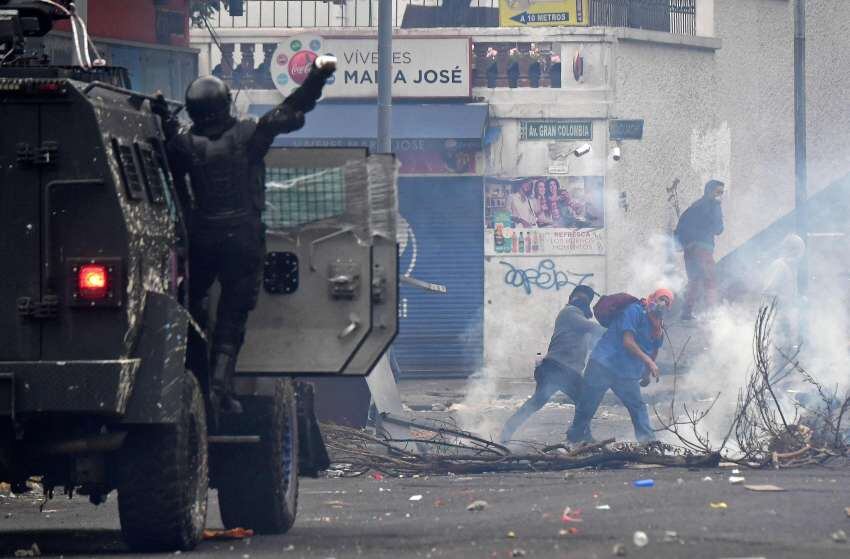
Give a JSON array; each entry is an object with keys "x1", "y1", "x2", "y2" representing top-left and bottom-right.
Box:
[{"x1": 567, "y1": 288, "x2": 674, "y2": 443}]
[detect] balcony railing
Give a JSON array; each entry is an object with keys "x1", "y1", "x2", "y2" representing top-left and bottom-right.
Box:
[
  {"x1": 208, "y1": 40, "x2": 562, "y2": 90},
  {"x1": 590, "y1": 0, "x2": 695, "y2": 34},
  {"x1": 206, "y1": 0, "x2": 696, "y2": 34}
]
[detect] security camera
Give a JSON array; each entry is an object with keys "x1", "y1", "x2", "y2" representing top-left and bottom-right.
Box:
[
  {"x1": 573, "y1": 143, "x2": 591, "y2": 157},
  {"x1": 612, "y1": 145, "x2": 622, "y2": 161}
]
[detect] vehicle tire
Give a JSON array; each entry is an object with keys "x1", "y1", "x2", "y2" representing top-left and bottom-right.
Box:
[
  {"x1": 117, "y1": 372, "x2": 209, "y2": 551},
  {"x1": 216, "y1": 379, "x2": 299, "y2": 534}
]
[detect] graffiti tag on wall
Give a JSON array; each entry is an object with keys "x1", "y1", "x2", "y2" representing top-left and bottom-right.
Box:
[{"x1": 500, "y1": 259, "x2": 594, "y2": 295}]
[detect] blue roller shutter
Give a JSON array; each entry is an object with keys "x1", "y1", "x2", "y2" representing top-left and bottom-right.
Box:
[{"x1": 393, "y1": 177, "x2": 484, "y2": 378}]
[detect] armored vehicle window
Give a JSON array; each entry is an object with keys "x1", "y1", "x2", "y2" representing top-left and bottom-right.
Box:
[
  {"x1": 264, "y1": 167, "x2": 345, "y2": 229},
  {"x1": 112, "y1": 139, "x2": 146, "y2": 202},
  {"x1": 135, "y1": 142, "x2": 166, "y2": 205}
]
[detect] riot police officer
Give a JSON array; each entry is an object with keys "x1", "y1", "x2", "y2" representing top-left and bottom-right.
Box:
[{"x1": 152, "y1": 58, "x2": 336, "y2": 414}]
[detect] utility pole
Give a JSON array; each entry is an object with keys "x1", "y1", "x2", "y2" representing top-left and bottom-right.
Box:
[
  {"x1": 376, "y1": 0, "x2": 392, "y2": 154},
  {"x1": 793, "y1": 0, "x2": 807, "y2": 298}
]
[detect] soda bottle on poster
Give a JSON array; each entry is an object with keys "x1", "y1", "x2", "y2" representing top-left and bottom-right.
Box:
[
  {"x1": 511, "y1": 230, "x2": 518, "y2": 253},
  {"x1": 494, "y1": 224, "x2": 505, "y2": 253},
  {"x1": 539, "y1": 231, "x2": 546, "y2": 253},
  {"x1": 519, "y1": 232, "x2": 525, "y2": 254},
  {"x1": 532, "y1": 232, "x2": 540, "y2": 253}
]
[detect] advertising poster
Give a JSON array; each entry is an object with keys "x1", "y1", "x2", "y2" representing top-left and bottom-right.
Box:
[
  {"x1": 499, "y1": 0, "x2": 590, "y2": 27},
  {"x1": 485, "y1": 176, "x2": 605, "y2": 256}
]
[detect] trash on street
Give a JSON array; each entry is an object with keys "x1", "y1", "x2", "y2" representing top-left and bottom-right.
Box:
[
  {"x1": 633, "y1": 531, "x2": 649, "y2": 547},
  {"x1": 203, "y1": 528, "x2": 255, "y2": 540},
  {"x1": 743, "y1": 484, "x2": 784, "y2": 492},
  {"x1": 466, "y1": 500, "x2": 488, "y2": 511}
]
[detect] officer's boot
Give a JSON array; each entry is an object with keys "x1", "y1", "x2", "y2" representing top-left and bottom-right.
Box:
[{"x1": 210, "y1": 350, "x2": 243, "y2": 415}]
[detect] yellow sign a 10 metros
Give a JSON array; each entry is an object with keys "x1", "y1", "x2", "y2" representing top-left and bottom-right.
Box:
[{"x1": 499, "y1": 0, "x2": 590, "y2": 27}]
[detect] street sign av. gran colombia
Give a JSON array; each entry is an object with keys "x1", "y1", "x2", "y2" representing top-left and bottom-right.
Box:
[{"x1": 520, "y1": 119, "x2": 593, "y2": 141}]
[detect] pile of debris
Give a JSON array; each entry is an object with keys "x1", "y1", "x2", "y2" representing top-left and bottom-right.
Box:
[{"x1": 321, "y1": 419, "x2": 718, "y2": 477}]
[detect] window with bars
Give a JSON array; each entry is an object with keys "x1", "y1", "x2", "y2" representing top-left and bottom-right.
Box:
[{"x1": 263, "y1": 167, "x2": 346, "y2": 229}]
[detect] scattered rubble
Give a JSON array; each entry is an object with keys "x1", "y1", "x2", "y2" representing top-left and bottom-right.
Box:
[
  {"x1": 662, "y1": 531, "x2": 680, "y2": 543},
  {"x1": 632, "y1": 531, "x2": 649, "y2": 548},
  {"x1": 612, "y1": 543, "x2": 628, "y2": 556},
  {"x1": 13, "y1": 544, "x2": 40, "y2": 558},
  {"x1": 831, "y1": 530, "x2": 847, "y2": 543},
  {"x1": 744, "y1": 484, "x2": 784, "y2": 492},
  {"x1": 466, "y1": 500, "x2": 488, "y2": 512}
]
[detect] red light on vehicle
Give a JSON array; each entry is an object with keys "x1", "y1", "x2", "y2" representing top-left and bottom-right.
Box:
[{"x1": 78, "y1": 264, "x2": 108, "y2": 299}]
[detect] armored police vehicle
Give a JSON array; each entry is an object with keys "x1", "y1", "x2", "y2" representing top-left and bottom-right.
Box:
[{"x1": 0, "y1": 0, "x2": 398, "y2": 551}]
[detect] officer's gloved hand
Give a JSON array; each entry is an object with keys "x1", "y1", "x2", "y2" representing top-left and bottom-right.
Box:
[
  {"x1": 314, "y1": 55, "x2": 337, "y2": 80},
  {"x1": 150, "y1": 92, "x2": 171, "y2": 119}
]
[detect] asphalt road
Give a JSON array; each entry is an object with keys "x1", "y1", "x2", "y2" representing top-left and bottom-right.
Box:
[{"x1": 2, "y1": 465, "x2": 850, "y2": 559}]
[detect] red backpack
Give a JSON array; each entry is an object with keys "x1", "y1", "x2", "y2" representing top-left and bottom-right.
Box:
[{"x1": 593, "y1": 293, "x2": 640, "y2": 327}]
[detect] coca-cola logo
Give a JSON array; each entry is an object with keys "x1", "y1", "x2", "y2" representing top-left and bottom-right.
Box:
[{"x1": 288, "y1": 51, "x2": 317, "y2": 84}]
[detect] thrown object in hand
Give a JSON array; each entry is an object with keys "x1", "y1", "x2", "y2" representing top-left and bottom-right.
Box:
[{"x1": 316, "y1": 55, "x2": 338, "y2": 72}]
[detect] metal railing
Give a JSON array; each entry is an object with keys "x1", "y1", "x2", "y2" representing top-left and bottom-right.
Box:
[
  {"x1": 208, "y1": 0, "x2": 695, "y2": 33},
  {"x1": 589, "y1": 0, "x2": 696, "y2": 34},
  {"x1": 208, "y1": 0, "x2": 497, "y2": 28}
]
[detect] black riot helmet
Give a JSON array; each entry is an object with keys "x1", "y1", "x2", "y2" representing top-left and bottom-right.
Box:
[{"x1": 185, "y1": 76, "x2": 232, "y2": 126}]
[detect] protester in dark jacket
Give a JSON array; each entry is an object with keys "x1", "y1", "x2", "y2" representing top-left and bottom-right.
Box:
[
  {"x1": 675, "y1": 180, "x2": 725, "y2": 319},
  {"x1": 499, "y1": 285, "x2": 604, "y2": 444}
]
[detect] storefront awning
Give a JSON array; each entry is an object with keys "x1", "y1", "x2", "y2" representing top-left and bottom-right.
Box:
[{"x1": 247, "y1": 102, "x2": 489, "y2": 146}]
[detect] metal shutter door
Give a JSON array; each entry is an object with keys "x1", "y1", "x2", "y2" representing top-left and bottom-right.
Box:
[{"x1": 393, "y1": 177, "x2": 484, "y2": 378}]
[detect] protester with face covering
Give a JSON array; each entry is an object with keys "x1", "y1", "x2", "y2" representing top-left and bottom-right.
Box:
[
  {"x1": 675, "y1": 180, "x2": 725, "y2": 319},
  {"x1": 763, "y1": 234, "x2": 806, "y2": 349},
  {"x1": 499, "y1": 285, "x2": 604, "y2": 444},
  {"x1": 567, "y1": 289, "x2": 674, "y2": 443}
]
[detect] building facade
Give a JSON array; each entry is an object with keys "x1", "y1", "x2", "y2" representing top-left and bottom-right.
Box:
[{"x1": 193, "y1": 0, "x2": 850, "y2": 379}]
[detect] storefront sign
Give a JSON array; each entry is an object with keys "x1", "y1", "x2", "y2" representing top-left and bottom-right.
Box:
[
  {"x1": 484, "y1": 175, "x2": 605, "y2": 256},
  {"x1": 519, "y1": 119, "x2": 592, "y2": 141},
  {"x1": 271, "y1": 34, "x2": 471, "y2": 99},
  {"x1": 609, "y1": 119, "x2": 645, "y2": 140},
  {"x1": 499, "y1": 0, "x2": 589, "y2": 27}
]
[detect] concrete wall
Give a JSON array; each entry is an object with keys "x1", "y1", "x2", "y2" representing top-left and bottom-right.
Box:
[
  {"x1": 607, "y1": 36, "x2": 721, "y2": 293},
  {"x1": 713, "y1": 0, "x2": 795, "y2": 259},
  {"x1": 805, "y1": 0, "x2": 850, "y2": 194}
]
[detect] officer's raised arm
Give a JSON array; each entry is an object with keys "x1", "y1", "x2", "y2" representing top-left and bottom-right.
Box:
[{"x1": 247, "y1": 56, "x2": 337, "y2": 158}]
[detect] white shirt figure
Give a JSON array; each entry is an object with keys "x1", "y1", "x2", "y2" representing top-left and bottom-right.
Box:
[
  {"x1": 510, "y1": 191, "x2": 538, "y2": 228},
  {"x1": 763, "y1": 234, "x2": 805, "y2": 346}
]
